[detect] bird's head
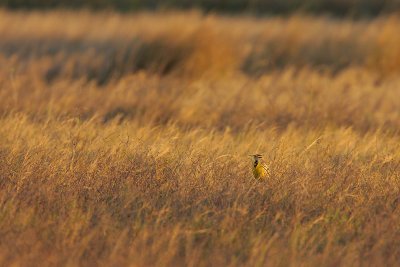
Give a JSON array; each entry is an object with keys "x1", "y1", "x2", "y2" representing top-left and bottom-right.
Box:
[{"x1": 250, "y1": 154, "x2": 263, "y2": 163}]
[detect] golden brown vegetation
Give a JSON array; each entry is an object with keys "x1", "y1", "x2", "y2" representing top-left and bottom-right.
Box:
[{"x1": 1, "y1": 10, "x2": 400, "y2": 266}]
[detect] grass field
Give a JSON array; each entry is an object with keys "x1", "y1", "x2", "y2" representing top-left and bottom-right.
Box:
[{"x1": 1, "y1": 10, "x2": 400, "y2": 266}]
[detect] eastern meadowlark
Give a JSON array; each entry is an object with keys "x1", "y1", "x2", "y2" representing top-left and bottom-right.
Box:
[{"x1": 250, "y1": 154, "x2": 269, "y2": 180}]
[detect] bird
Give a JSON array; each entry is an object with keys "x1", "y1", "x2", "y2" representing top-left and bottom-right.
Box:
[{"x1": 250, "y1": 154, "x2": 269, "y2": 180}]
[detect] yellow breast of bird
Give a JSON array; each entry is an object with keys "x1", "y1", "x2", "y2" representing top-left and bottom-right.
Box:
[{"x1": 253, "y1": 163, "x2": 267, "y2": 179}]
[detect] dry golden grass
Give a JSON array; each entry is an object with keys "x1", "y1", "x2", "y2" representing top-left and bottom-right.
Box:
[{"x1": 1, "y1": 10, "x2": 400, "y2": 267}]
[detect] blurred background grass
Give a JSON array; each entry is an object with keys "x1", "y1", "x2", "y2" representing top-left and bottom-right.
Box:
[
  {"x1": 1, "y1": 11, "x2": 400, "y2": 83},
  {"x1": 2, "y1": 0, "x2": 400, "y2": 17}
]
